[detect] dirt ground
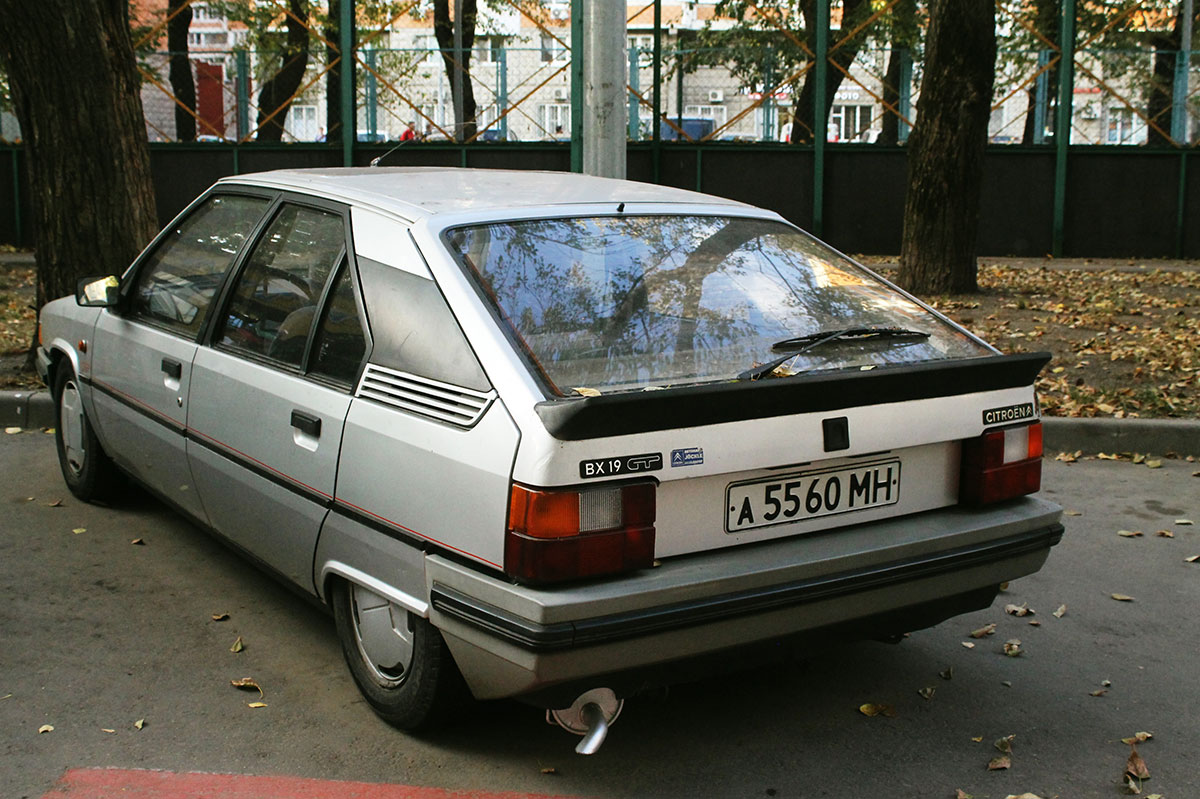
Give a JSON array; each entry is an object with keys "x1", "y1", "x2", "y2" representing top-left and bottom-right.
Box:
[{"x1": 3, "y1": 253, "x2": 1198, "y2": 418}]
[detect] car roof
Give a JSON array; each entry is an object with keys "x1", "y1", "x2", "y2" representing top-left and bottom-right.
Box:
[{"x1": 218, "y1": 167, "x2": 752, "y2": 221}]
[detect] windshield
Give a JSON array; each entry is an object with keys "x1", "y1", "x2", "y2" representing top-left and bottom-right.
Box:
[{"x1": 446, "y1": 215, "x2": 992, "y2": 395}]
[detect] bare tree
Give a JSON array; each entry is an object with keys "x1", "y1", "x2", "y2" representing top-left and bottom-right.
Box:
[{"x1": 898, "y1": 0, "x2": 996, "y2": 294}]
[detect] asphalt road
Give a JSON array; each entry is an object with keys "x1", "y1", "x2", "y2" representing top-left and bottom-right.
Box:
[{"x1": 2, "y1": 430, "x2": 1198, "y2": 799}]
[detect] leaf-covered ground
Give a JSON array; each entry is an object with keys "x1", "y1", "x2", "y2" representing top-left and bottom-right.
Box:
[
  {"x1": 869, "y1": 258, "x2": 1200, "y2": 419},
  {"x1": 2, "y1": 257, "x2": 1198, "y2": 418}
]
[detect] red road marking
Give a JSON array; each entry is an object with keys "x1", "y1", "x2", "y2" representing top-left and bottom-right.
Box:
[{"x1": 43, "y1": 768, "x2": 574, "y2": 799}]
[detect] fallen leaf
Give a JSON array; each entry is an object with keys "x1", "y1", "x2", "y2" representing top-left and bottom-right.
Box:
[
  {"x1": 45, "y1": 499, "x2": 63, "y2": 507},
  {"x1": 1185, "y1": 554, "x2": 1200, "y2": 563},
  {"x1": 571, "y1": 387, "x2": 602, "y2": 397},
  {"x1": 970, "y1": 623, "x2": 997, "y2": 638},
  {"x1": 4, "y1": 426, "x2": 20, "y2": 434},
  {"x1": 1005, "y1": 603, "x2": 1034, "y2": 617},
  {"x1": 1145, "y1": 460, "x2": 1162, "y2": 469},
  {"x1": 1053, "y1": 604, "x2": 1067, "y2": 618},
  {"x1": 1090, "y1": 689, "x2": 1108, "y2": 697},
  {"x1": 72, "y1": 527, "x2": 86, "y2": 535},
  {"x1": 1001, "y1": 680, "x2": 1012, "y2": 687},
  {"x1": 130, "y1": 538, "x2": 145, "y2": 545},
  {"x1": 1132, "y1": 453, "x2": 1146, "y2": 464},
  {"x1": 230, "y1": 677, "x2": 264, "y2": 700},
  {"x1": 995, "y1": 734, "x2": 1016, "y2": 754},
  {"x1": 999, "y1": 582, "x2": 1009, "y2": 591},
  {"x1": 918, "y1": 686, "x2": 936, "y2": 701},
  {"x1": 1153, "y1": 529, "x2": 1173, "y2": 538},
  {"x1": 134, "y1": 719, "x2": 145, "y2": 730},
  {"x1": 1175, "y1": 519, "x2": 1194, "y2": 525},
  {"x1": 1111, "y1": 593, "x2": 1136, "y2": 602},
  {"x1": 858, "y1": 703, "x2": 896, "y2": 718},
  {"x1": 1123, "y1": 774, "x2": 1141, "y2": 794},
  {"x1": 1005, "y1": 794, "x2": 1044, "y2": 799},
  {"x1": 1003, "y1": 639, "x2": 1023, "y2": 657},
  {"x1": 988, "y1": 755, "x2": 1012, "y2": 770},
  {"x1": 540, "y1": 767, "x2": 557, "y2": 775},
  {"x1": 1126, "y1": 744, "x2": 1150, "y2": 779},
  {"x1": 1117, "y1": 529, "x2": 1144, "y2": 538},
  {"x1": 971, "y1": 736, "x2": 984, "y2": 743},
  {"x1": 962, "y1": 641, "x2": 976, "y2": 649},
  {"x1": 0, "y1": 693, "x2": 11, "y2": 700},
  {"x1": 1103, "y1": 680, "x2": 1112, "y2": 687},
  {"x1": 1064, "y1": 509, "x2": 1083, "y2": 516},
  {"x1": 101, "y1": 728, "x2": 116, "y2": 734},
  {"x1": 1121, "y1": 732, "x2": 1153, "y2": 745},
  {"x1": 939, "y1": 666, "x2": 954, "y2": 680},
  {"x1": 1098, "y1": 452, "x2": 1120, "y2": 460},
  {"x1": 37, "y1": 724, "x2": 53, "y2": 734},
  {"x1": 230, "y1": 636, "x2": 245, "y2": 653},
  {"x1": 1028, "y1": 620, "x2": 1042, "y2": 627},
  {"x1": 956, "y1": 791, "x2": 973, "y2": 799},
  {"x1": 211, "y1": 613, "x2": 230, "y2": 622},
  {"x1": 247, "y1": 702, "x2": 267, "y2": 709}
]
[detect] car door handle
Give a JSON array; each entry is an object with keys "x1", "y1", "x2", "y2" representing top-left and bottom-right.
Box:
[
  {"x1": 161, "y1": 358, "x2": 182, "y2": 379},
  {"x1": 290, "y1": 410, "x2": 321, "y2": 438}
]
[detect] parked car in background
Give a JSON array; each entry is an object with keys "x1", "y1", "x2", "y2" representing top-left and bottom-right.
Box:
[{"x1": 38, "y1": 168, "x2": 1062, "y2": 749}]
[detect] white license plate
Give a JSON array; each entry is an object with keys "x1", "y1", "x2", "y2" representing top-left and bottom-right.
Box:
[{"x1": 725, "y1": 459, "x2": 901, "y2": 533}]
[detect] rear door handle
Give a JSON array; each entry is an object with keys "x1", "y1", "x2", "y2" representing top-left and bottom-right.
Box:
[
  {"x1": 161, "y1": 358, "x2": 182, "y2": 379},
  {"x1": 290, "y1": 410, "x2": 321, "y2": 438}
]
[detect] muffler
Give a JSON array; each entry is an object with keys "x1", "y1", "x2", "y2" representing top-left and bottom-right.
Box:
[{"x1": 546, "y1": 687, "x2": 623, "y2": 755}]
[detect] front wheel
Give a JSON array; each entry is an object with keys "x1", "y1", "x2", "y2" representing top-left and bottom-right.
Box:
[
  {"x1": 331, "y1": 579, "x2": 469, "y2": 730},
  {"x1": 53, "y1": 364, "x2": 120, "y2": 502}
]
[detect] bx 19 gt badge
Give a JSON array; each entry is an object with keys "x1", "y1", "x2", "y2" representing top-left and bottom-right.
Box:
[{"x1": 580, "y1": 453, "x2": 663, "y2": 479}]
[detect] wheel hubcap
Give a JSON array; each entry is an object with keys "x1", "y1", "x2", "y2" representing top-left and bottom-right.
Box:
[
  {"x1": 350, "y1": 584, "x2": 414, "y2": 685},
  {"x1": 60, "y1": 380, "x2": 86, "y2": 476}
]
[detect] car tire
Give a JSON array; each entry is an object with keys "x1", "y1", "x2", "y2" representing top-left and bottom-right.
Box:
[
  {"x1": 53, "y1": 364, "x2": 121, "y2": 503},
  {"x1": 331, "y1": 578, "x2": 469, "y2": 730}
]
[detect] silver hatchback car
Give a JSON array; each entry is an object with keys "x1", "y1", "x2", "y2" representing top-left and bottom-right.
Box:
[{"x1": 38, "y1": 168, "x2": 1061, "y2": 747}]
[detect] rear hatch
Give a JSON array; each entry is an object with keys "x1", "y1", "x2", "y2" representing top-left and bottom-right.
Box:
[{"x1": 441, "y1": 211, "x2": 1045, "y2": 562}]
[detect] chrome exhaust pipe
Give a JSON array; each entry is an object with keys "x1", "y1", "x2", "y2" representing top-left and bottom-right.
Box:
[{"x1": 546, "y1": 687, "x2": 623, "y2": 755}]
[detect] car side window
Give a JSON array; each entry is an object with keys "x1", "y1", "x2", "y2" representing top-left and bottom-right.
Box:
[
  {"x1": 217, "y1": 204, "x2": 346, "y2": 368},
  {"x1": 310, "y1": 262, "x2": 367, "y2": 386},
  {"x1": 129, "y1": 194, "x2": 270, "y2": 337}
]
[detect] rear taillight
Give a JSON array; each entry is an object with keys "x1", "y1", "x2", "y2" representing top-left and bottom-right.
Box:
[
  {"x1": 960, "y1": 421, "x2": 1043, "y2": 505},
  {"x1": 505, "y1": 481, "x2": 656, "y2": 584}
]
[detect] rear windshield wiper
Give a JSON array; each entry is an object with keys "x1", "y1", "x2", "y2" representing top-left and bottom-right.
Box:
[{"x1": 737, "y1": 326, "x2": 932, "y2": 382}]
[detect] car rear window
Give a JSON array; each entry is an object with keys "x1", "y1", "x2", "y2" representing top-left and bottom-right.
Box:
[{"x1": 446, "y1": 215, "x2": 993, "y2": 395}]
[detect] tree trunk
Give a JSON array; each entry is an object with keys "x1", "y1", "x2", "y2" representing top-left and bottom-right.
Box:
[
  {"x1": 167, "y1": 0, "x2": 196, "y2": 141},
  {"x1": 877, "y1": 0, "x2": 916, "y2": 147},
  {"x1": 897, "y1": 0, "x2": 996, "y2": 295},
  {"x1": 255, "y1": 0, "x2": 310, "y2": 143},
  {"x1": 1146, "y1": 7, "x2": 1184, "y2": 147},
  {"x1": 790, "y1": 0, "x2": 869, "y2": 144},
  {"x1": 1021, "y1": 0, "x2": 1059, "y2": 145},
  {"x1": 0, "y1": 0, "x2": 158, "y2": 314},
  {"x1": 433, "y1": 0, "x2": 477, "y2": 142}
]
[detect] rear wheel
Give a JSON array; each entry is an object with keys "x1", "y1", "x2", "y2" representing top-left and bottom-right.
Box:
[
  {"x1": 331, "y1": 579, "x2": 469, "y2": 730},
  {"x1": 53, "y1": 365, "x2": 120, "y2": 502}
]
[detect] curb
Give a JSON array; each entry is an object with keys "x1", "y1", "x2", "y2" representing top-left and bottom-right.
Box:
[
  {"x1": 0, "y1": 389, "x2": 54, "y2": 429},
  {"x1": 1041, "y1": 416, "x2": 1200, "y2": 458},
  {"x1": 3, "y1": 388, "x2": 1197, "y2": 456}
]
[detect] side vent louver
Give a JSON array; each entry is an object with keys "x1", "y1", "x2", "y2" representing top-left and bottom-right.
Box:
[{"x1": 356, "y1": 364, "x2": 495, "y2": 428}]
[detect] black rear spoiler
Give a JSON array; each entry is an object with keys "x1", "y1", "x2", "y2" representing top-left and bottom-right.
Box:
[{"x1": 533, "y1": 352, "x2": 1051, "y2": 441}]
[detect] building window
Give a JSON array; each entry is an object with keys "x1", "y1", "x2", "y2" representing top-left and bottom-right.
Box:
[
  {"x1": 1106, "y1": 107, "x2": 1134, "y2": 144},
  {"x1": 683, "y1": 104, "x2": 728, "y2": 127},
  {"x1": 286, "y1": 105, "x2": 319, "y2": 142},
  {"x1": 628, "y1": 34, "x2": 653, "y2": 67},
  {"x1": 540, "y1": 103, "x2": 570, "y2": 138},
  {"x1": 540, "y1": 33, "x2": 567, "y2": 63},
  {"x1": 829, "y1": 104, "x2": 873, "y2": 142},
  {"x1": 475, "y1": 35, "x2": 507, "y2": 63}
]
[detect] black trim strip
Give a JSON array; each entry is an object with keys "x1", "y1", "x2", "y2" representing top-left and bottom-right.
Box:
[
  {"x1": 89, "y1": 377, "x2": 186, "y2": 435},
  {"x1": 188, "y1": 432, "x2": 332, "y2": 508},
  {"x1": 534, "y1": 352, "x2": 1051, "y2": 441},
  {"x1": 330, "y1": 500, "x2": 430, "y2": 552},
  {"x1": 431, "y1": 522, "x2": 1064, "y2": 652}
]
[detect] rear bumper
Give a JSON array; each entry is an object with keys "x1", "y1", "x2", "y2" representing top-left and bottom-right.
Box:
[{"x1": 426, "y1": 496, "x2": 1063, "y2": 702}]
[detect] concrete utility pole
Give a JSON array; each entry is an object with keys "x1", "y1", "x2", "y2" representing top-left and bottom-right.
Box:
[
  {"x1": 582, "y1": 1, "x2": 627, "y2": 178},
  {"x1": 453, "y1": 0, "x2": 465, "y2": 142},
  {"x1": 1172, "y1": 0, "x2": 1194, "y2": 144}
]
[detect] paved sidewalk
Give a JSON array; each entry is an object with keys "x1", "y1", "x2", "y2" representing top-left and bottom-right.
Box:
[{"x1": 5, "y1": 386, "x2": 1197, "y2": 455}]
